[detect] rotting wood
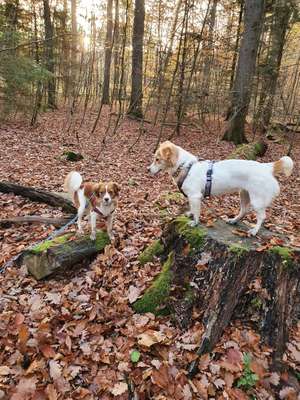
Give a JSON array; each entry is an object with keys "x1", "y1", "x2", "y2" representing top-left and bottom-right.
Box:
[{"x1": 0, "y1": 181, "x2": 76, "y2": 213}]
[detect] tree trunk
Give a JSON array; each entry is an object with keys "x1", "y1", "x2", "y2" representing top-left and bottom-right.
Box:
[
  {"x1": 70, "y1": 0, "x2": 77, "y2": 96},
  {"x1": 43, "y1": 0, "x2": 56, "y2": 109},
  {"x1": 257, "y1": 1, "x2": 292, "y2": 131},
  {"x1": 22, "y1": 231, "x2": 110, "y2": 280},
  {"x1": 223, "y1": 0, "x2": 265, "y2": 145},
  {"x1": 0, "y1": 215, "x2": 73, "y2": 228},
  {"x1": 229, "y1": 0, "x2": 244, "y2": 93},
  {"x1": 134, "y1": 217, "x2": 299, "y2": 374},
  {"x1": 0, "y1": 181, "x2": 76, "y2": 213},
  {"x1": 112, "y1": 0, "x2": 120, "y2": 101},
  {"x1": 128, "y1": 0, "x2": 145, "y2": 118},
  {"x1": 102, "y1": 0, "x2": 113, "y2": 104}
]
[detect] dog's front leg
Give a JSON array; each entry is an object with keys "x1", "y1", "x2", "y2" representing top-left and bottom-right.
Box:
[
  {"x1": 106, "y1": 213, "x2": 115, "y2": 240},
  {"x1": 90, "y1": 211, "x2": 97, "y2": 241},
  {"x1": 188, "y1": 196, "x2": 202, "y2": 227}
]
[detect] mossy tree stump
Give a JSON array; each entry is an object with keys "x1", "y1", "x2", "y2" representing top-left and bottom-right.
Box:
[
  {"x1": 134, "y1": 217, "x2": 299, "y2": 373},
  {"x1": 22, "y1": 231, "x2": 110, "y2": 280},
  {"x1": 227, "y1": 140, "x2": 268, "y2": 160}
]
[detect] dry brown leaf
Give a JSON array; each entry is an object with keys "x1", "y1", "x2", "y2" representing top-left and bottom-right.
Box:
[
  {"x1": 45, "y1": 384, "x2": 58, "y2": 400},
  {"x1": 110, "y1": 382, "x2": 128, "y2": 396},
  {"x1": 40, "y1": 344, "x2": 56, "y2": 359},
  {"x1": 49, "y1": 360, "x2": 62, "y2": 381},
  {"x1": 137, "y1": 330, "x2": 166, "y2": 347}
]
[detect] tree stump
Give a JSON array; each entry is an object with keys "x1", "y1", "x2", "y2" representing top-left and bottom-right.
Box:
[
  {"x1": 22, "y1": 231, "x2": 110, "y2": 280},
  {"x1": 227, "y1": 140, "x2": 268, "y2": 160},
  {"x1": 133, "y1": 217, "x2": 299, "y2": 372}
]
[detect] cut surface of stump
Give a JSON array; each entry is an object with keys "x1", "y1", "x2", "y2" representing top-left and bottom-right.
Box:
[
  {"x1": 134, "y1": 216, "x2": 299, "y2": 373},
  {"x1": 22, "y1": 231, "x2": 110, "y2": 280}
]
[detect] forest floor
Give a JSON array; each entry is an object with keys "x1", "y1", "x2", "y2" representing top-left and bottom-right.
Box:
[{"x1": 0, "y1": 108, "x2": 299, "y2": 400}]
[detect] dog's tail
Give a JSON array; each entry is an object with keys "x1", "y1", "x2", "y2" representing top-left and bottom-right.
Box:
[
  {"x1": 64, "y1": 171, "x2": 82, "y2": 193},
  {"x1": 272, "y1": 156, "x2": 294, "y2": 177}
]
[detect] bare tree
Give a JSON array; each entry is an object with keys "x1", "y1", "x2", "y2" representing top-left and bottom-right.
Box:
[
  {"x1": 128, "y1": 0, "x2": 145, "y2": 118},
  {"x1": 43, "y1": 0, "x2": 56, "y2": 109},
  {"x1": 223, "y1": 0, "x2": 265, "y2": 144},
  {"x1": 102, "y1": 0, "x2": 113, "y2": 104}
]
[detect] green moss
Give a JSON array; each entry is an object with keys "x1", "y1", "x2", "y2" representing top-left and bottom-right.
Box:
[
  {"x1": 269, "y1": 246, "x2": 294, "y2": 267},
  {"x1": 229, "y1": 243, "x2": 249, "y2": 257},
  {"x1": 251, "y1": 297, "x2": 263, "y2": 310},
  {"x1": 138, "y1": 240, "x2": 164, "y2": 265},
  {"x1": 30, "y1": 231, "x2": 109, "y2": 254},
  {"x1": 94, "y1": 231, "x2": 110, "y2": 250},
  {"x1": 31, "y1": 233, "x2": 73, "y2": 253},
  {"x1": 174, "y1": 216, "x2": 207, "y2": 250},
  {"x1": 162, "y1": 191, "x2": 185, "y2": 203},
  {"x1": 63, "y1": 151, "x2": 84, "y2": 161},
  {"x1": 229, "y1": 142, "x2": 266, "y2": 160},
  {"x1": 133, "y1": 252, "x2": 174, "y2": 315}
]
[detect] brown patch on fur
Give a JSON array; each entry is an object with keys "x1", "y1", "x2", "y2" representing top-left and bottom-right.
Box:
[
  {"x1": 273, "y1": 159, "x2": 283, "y2": 176},
  {"x1": 159, "y1": 141, "x2": 179, "y2": 167}
]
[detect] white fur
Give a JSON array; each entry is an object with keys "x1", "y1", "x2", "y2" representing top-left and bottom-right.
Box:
[{"x1": 149, "y1": 144, "x2": 293, "y2": 236}]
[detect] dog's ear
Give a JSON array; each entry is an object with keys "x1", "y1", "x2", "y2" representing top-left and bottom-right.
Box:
[
  {"x1": 111, "y1": 182, "x2": 120, "y2": 196},
  {"x1": 160, "y1": 144, "x2": 172, "y2": 160}
]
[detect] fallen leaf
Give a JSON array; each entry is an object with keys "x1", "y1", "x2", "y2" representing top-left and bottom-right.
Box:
[
  {"x1": 128, "y1": 285, "x2": 141, "y2": 303},
  {"x1": 49, "y1": 360, "x2": 62, "y2": 381},
  {"x1": 110, "y1": 382, "x2": 128, "y2": 396}
]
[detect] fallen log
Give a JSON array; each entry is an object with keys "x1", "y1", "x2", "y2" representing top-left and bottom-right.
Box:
[
  {"x1": 0, "y1": 215, "x2": 73, "y2": 228},
  {"x1": 133, "y1": 217, "x2": 299, "y2": 373},
  {"x1": 22, "y1": 230, "x2": 110, "y2": 280},
  {"x1": 227, "y1": 140, "x2": 268, "y2": 160},
  {"x1": 0, "y1": 181, "x2": 76, "y2": 213}
]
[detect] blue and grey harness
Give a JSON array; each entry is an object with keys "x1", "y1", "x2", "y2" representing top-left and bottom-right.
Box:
[{"x1": 175, "y1": 159, "x2": 215, "y2": 198}]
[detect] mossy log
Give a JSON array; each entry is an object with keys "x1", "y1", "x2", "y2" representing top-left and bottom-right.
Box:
[
  {"x1": 22, "y1": 231, "x2": 110, "y2": 280},
  {"x1": 0, "y1": 181, "x2": 76, "y2": 213},
  {"x1": 227, "y1": 140, "x2": 268, "y2": 160},
  {"x1": 134, "y1": 217, "x2": 299, "y2": 374}
]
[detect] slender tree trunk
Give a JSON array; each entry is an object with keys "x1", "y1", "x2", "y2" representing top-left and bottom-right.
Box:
[
  {"x1": 112, "y1": 0, "x2": 120, "y2": 101},
  {"x1": 71, "y1": 0, "x2": 77, "y2": 96},
  {"x1": 128, "y1": 0, "x2": 145, "y2": 118},
  {"x1": 257, "y1": 1, "x2": 292, "y2": 131},
  {"x1": 43, "y1": 0, "x2": 56, "y2": 109},
  {"x1": 229, "y1": 0, "x2": 244, "y2": 92},
  {"x1": 223, "y1": 0, "x2": 265, "y2": 145},
  {"x1": 102, "y1": 0, "x2": 113, "y2": 104}
]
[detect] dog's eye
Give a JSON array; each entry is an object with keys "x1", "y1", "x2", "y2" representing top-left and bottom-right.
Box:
[{"x1": 155, "y1": 157, "x2": 159, "y2": 162}]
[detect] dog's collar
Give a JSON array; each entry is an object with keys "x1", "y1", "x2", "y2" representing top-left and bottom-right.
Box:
[{"x1": 173, "y1": 160, "x2": 198, "y2": 197}]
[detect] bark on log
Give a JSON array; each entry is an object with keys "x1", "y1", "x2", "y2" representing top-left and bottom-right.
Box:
[
  {"x1": 0, "y1": 181, "x2": 76, "y2": 213},
  {"x1": 227, "y1": 140, "x2": 268, "y2": 160},
  {"x1": 133, "y1": 217, "x2": 299, "y2": 373},
  {"x1": 0, "y1": 215, "x2": 73, "y2": 228},
  {"x1": 22, "y1": 231, "x2": 110, "y2": 280}
]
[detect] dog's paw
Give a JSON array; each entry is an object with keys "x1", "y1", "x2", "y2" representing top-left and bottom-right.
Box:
[
  {"x1": 90, "y1": 232, "x2": 96, "y2": 241},
  {"x1": 188, "y1": 220, "x2": 198, "y2": 227},
  {"x1": 248, "y1": 228, "x2": 258, "y2": 236}
]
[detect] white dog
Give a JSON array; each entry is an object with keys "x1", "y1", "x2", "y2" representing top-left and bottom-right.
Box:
[{"x1": 148, "y1": 141, "x2": 293, "y2": 236}]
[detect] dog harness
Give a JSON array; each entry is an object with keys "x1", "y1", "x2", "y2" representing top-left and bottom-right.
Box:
[
  {"x1": 203, "y1": 161, "x2": 215, "y2": 198},
  {"x1": 175, "y1": 159, "x2": 215, "y2": 198}
]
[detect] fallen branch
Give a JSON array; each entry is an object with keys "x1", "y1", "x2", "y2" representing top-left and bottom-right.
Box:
[
  {"x1": 0, "y1": 181, "x2": 76, "y2": 213},
  {"x1": 0, "y1": 215, "x2": 73, "y2": 228}
]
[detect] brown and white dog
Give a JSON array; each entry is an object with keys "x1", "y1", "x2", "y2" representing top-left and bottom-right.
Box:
[
  {"x1": 64, "y1": 171, "x2": 119, "y2": 240},
  {"x1": 148, "y1": 141, "x2": 294, "y2": 236}
]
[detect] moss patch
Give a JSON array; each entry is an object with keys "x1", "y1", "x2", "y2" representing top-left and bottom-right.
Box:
[
  {"x1": 269, "y1": 246, "x2": 294, "y2": 267},
  {"x1": 31, "y1": 231, "x2": 109, "y2": 254},
  {"x1": 62, "y1": 151, "x2": 84, "y2": 161},
  {"x1": 229, "y1": 243, "x2": 249, "y2": 257},
  {"x1": 174, "y1": 216, "x2": 207, "y2": 250},
  {"x1": 138, "y1": 240, "x2": 164, "y2": 265},
  {"x1": 133, "y1": 252, "x2": 174, "y2": 315},
  {"x1": 31, "y1": 233, "x2": 74, "y2": 253},
  {"x1": 229, "y1": 141, "x2": 267, "y2": 160}
]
